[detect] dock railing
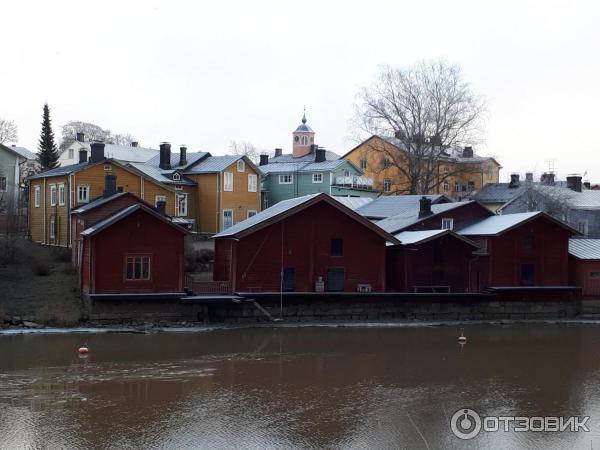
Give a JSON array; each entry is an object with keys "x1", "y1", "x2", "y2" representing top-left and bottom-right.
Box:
[{"x1": 185, "y1": 274, "x2": 232, "y2": 294}]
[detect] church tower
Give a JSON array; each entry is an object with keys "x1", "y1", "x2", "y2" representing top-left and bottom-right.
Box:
[{"x1": 292, "y1": 110, "x2": 315, "y2": 158}]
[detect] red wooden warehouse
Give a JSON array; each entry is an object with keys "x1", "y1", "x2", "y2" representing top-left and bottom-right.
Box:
[
  {"x1": 79, "y1": 203, "x2": 187, "y2": 296},
  {"x1": 212, "y1": 193, "x2": 399, "y2": 292},
  {"x1": 569, "y1": 239, "x2": 600, "y2": 297},
  {"x1": 458, "y1": 211, "x2": 577, "y2": 289}
]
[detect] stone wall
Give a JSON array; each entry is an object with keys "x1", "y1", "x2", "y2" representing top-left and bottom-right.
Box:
[{"x1": 87, "y1": 288, "x2": 582, "y2": 326}]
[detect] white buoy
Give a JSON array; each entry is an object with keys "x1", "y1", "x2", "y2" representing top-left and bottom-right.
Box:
[{"x1": 458, "y1": 328, "x2": 467, "y2": 344}]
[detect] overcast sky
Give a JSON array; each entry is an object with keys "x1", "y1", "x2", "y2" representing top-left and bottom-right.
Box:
[{"x1": 3, "y1": 0, "x2": 599, "y2": 181}]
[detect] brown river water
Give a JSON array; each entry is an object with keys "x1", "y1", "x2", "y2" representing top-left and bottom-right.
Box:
[{"x1": 1, "y1": 323, "x2": 600, "y2": 449}]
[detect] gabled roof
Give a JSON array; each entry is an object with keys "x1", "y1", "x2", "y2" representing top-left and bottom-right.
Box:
[
  {"x1": 260, "y1": 155, "x2": 355, "y2": 176},
  {"x1": 129, "y1": 162, "x2": 196, "y2": 186},
  {"x1": 394, "y1": 229, "x2": 480, "y2": 247},
  {"x1": 71, "y1": 192, "x2": 134, "y2": 214},
  {"x1": 356, "y1": 194, "x2": 450, "y2": 219},
  {"x1": 28, "y1": 160, "x2": 93, "y2": 179},
  {"x1": 458, "y1": 211, "x2": 578, "y2": 236},
  {"x1": 65, "y1": 142, "x2": 158, "y2": 163},
  {"x1": 1, "y1": 144, "x2": 37, "y2": 160},
  {"x1": 213, "y1": 193, "x2": 400, "y2": 243},
  {"x1": 80, "y1": 203, "x2": 188, "y2": 237},
  {"x1": 375, "y1": 201, "x2": 478, "y2": 234},
  {"x1": 268, "y1": 150, "x2": 340, "y2": 163},
  {"x1": 569, "y1": 239, "x2": 600, "y2": 260}
]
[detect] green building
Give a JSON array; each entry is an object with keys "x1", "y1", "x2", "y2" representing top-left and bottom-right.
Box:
[
  {"x1": 259, "y1": 114, "x2": 379, "y2": 208},
  {"x1": 0, "y1": 143, "x2": 38, "y2": 207}
]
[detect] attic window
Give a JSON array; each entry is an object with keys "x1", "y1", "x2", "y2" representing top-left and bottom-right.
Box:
[
  {"x1": 104, "y1": 164, "x2": 112, "y2": 172},
  {"x1": 237, "y1": 160, "x2": 245, "y2": 172},
  {"x1": 441, "y1": 218, "x2": 454, "y2": 230},
  {"x1": 173, "y1": 173, "x2": 181, "y2": 181}
]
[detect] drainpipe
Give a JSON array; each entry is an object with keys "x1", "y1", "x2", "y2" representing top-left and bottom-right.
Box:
[
  {"x1": 468, "y1": 254, "x2": 479, "y2": 293},
  {"x1": 43, "y1": 178, "x2": 47, "y2": 243}
]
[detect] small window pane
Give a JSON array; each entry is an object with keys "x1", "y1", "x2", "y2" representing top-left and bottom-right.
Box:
[{"x1": 331, "y1": 238, "x2": 343, "y2": 256}]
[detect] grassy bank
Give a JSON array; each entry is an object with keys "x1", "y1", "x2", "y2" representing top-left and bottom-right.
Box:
[{"x1": 0, "y1": 237, "x2": 83, "y2": 326}]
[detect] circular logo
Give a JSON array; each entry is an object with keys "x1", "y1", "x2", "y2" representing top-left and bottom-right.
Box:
[{"x1": 451, "y1": 408, "x2": 482, "y2": 440}]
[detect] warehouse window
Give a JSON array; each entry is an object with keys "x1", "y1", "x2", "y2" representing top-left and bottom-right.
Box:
[{"x1": 125, "y1": 255, "x2": 151, "y2": 280}]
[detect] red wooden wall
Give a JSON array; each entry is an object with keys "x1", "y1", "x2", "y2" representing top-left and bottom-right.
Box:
[
  {"x1": 569, "y1": 257, "x2": 600, "y2": 297},
  {"x1": 81, "y1": 210, "x2": 185, "y2": 294},
  {"x1": 214, "y1": 202, "x2": 387, "y2": 292}
]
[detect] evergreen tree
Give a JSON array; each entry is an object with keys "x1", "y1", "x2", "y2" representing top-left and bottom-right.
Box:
[{"x1": 37, "y1": 103, "x2": 60, "y2": 171}]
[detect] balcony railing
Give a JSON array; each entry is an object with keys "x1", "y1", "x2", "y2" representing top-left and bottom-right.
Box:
[
  {"x1": 185, "y1": 274, "x2": 232, "y2": 294},
  {"x1": 333, "y1": 176, "x2": 374, "y2": 190}
]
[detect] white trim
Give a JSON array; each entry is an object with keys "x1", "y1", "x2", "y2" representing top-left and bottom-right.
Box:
[
  {"x1": 312, "y1": 173, "x2": 323, "y2": 183},
  {"x1": 155, "y1": 194, "x2": 166, "y2": 207},
  {"x1": 176, "y1": 193, "x2": 188, "y2": 217},
  {"x1": 279, "y1": 174, "x2": 293, "y2": 184},
  {"x1": 172, "y1": 172, "x2": 181, "y2": 181},
  {"x1": 50, "y1": 184, "x2": 57, "y2": 206},
  {"x1": 223, "y1": 208, "x2": 234, "y2": 230},
  {"x1": 58, "y1": 183, "x2": 65, "y2": 206},
  {"x1": 77, "y1": 185, "x2": 90, "y2": 204},
  {"x1": 224, "y1": 172, "x2": 233, "y2": 191},
  {"x1": 441, "y1": 218, "x2": 454, "y2": 230},
  {"x1": 247, "y1": 173, "x2": 257, "y2": 192},
  {"x1": 34, "y1": 186, "x2": 41, "y2": 207}
]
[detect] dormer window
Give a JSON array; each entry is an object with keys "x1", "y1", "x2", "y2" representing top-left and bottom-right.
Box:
[
  {"x1": 237, "y1": 160, "x2": 245, "y2": 172},
  {"x1": 173, "y1": 173, "x2": 181, "y2": 181}
]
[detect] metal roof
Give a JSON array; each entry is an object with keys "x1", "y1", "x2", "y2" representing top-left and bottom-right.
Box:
[
  {"x1": 268, "y1": 150, "x2": 340, "y2": 163},
  {"x1": 129, "y1": 162, "x2": 196, "y2": 185},
  {"x1": 80, "y1": 203, "x2": 187, "y2": 236},
  {"x1": 70, "y1": 192, "x2": 131, "y2": 214},
  {"x1": 375, "y1": 202, "x2": 473, "y2": 234},
  {"x1": 259, "y1": 162, "x2": 307, "y2": 175},
  {"x1": 569, "y1": 239, "x2": 600, "y2": 260},
  {"x1": 474, "y1": 183, "x2": 527, "y2": 203},
  {"x1": 356, "y1": 195, "x2": 448, "y2": 219},
  {"x1": 28, "y1": 161, "x2": 91, "y2": 179},
  {"x1": 393, "y1": 229, "x2": 480, "y2": 247},
  {"x1": 458, "y1": 212, "x2": 541, "y2": 236},
  {"x1": 144, "y1": 151, "x2": 208, "y2": 170},
  {"x1": 213, "y1": 193, "x2": 400, "y2": 243},
  {"x1": 332, "y1": 196, "x2": 374, "y2": 211},
  {"x1": 185, "y1": 155, "x2": 241, "y2": 173},
  {"x1": 68, "y1": 142, "x2": 159, "y2": 163},
  {"x1": 4, "y1": 144, "x2": 36, "y2": 160}
]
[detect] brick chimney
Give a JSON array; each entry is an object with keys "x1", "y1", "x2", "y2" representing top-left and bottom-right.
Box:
[
  {"x1": 509, "y1": 173, "x2": 520, "y2": 188},
  {"x1": 89, "y1": 141, "x2": 105, "y2": 163},
  {"x1": 159, "y1": 142, "x2": 171, "y2": 170},
  {"x1": 179, "y1": 145, "x2": 187, "y2": 166},
  {"x1": 76, "y1": 132, "x2": 85, "y2": 143},
  {"x1": 259, "y1": 154, "x2": 269, "y2": 166},
  {"x1": 418, "y1": 196, "x2": 433, "y2": 218},
  {"x1": 315, "y1": 147, "x2": 326, "y2": 163},
  {"x1": 131, "y1": 141, "x2": 138, "y2": 147},
  {"x1": 78, "y1": 148, "x2": 88, "y2": 164},
  {"x1": 462, "y1": 146, "x2": 474, "y2": 158},
  {"x1": 275, "y1": 148, "x2": 283, "y2": 157},
  {"x1": 567, "y1": 175, "x2": 582, "y2": 193},
  {"x1": 525, "y1": 172, "x2": 534, "y2": 182},
  {"x1": 541, "y1": 172, "x2": 555, "y2": 185}
]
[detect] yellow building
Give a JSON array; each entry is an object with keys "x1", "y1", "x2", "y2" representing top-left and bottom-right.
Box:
[
  {"x1": 342, "y1": 135, "x2": 501, "y2": 199},
  {"x1": 28, "y1": 142, "x2": 262, "y2": 246}
]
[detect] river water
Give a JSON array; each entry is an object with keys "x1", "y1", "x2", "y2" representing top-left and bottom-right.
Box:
[{"x1": 0, "y1": 323, "x2": 599, "y2": 449}]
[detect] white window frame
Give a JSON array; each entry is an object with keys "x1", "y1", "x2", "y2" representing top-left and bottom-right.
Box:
[
  {"x1": 312, "y1": 173, "x2": 323, "y2": 183},
  {"x1": 58, "y1": 183, "x2": 65, "y2": 205},
  {"x1": 125, "y1": 255, "x2": 151, "y2": 281},
  {"x1": 441, "y1": 218, "x2": 454, "y2": 230},
  {"x1": 247, "y1": 210, "x2": 257, "y2": 219},
  {"x1": 300, "y1": 135, "x2": 308, "y2": 145},
  {"x1": 247, "y1": 174, "x2": 257, "y2": 192},
  {"x1": 155, "y1": 195, "x2": 166, "y2": 207},
  {"x1": 174, "y1": 184, "x2": 183, "y2": 191},
  {"x1": 77, "y1": 185, "x2": 89, "y2": 204},
  {"x1": 176, "y1": 193, "x2": 188, "y2": 217},
  {"x1": 443, "y1": 181, "x2": 449, "y2": 192},
  {"x1": 49, "y1": 216, "x2": 56, "y2": 239},
  {"x1": 50, "y1": 184, "x2": 57, "y2": 206},
  {"x1": 224, "y1": 172, "x2": 233, "y2": 192},
  {"x1": 68, "y1": 148, "x2": 74, "y2": 159},
  {"x1": 359, "y1": 159, "x2": 367, "y2": 170},
  {"x1": 279, "y1": 174, "x2": 293, "y2": 184},
  {"x1": 223, "y1": 209, "x2": 233, "y2": 230},
  {"x1": 172, "y1": 172, "x2": 181, "y2": 181},
  {"x1": 383, "y1": 178, "x2": 391, "y2": 193},
  {"x1": 454, "y1": 182, "x2": 461, "y2": 192},
  {"x1": 34, "y1": 186, "x2": 41, "y2": 207},
  {"x1": 237, "y1": 160, "x2": 245, "y2": 172}
]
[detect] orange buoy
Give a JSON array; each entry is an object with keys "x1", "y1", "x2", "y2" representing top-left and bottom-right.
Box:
[
  {"x1": 458, "y1": 328, "x2": 467, "y2": 344},
  {"x1": 78, "y1": 345, "x2": 89, "y2": 354}
]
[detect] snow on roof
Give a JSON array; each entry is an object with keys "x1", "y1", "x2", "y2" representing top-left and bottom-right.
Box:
[
  {"x1": 569, "y1": 239, "x2": 600, "y2": 260},
  {"x1": 474, "y1": 183, "x2": 528, "y2": 203},
  {"x1": 185, "y1": 155, "x2": 242, "y2": 173},
  {"x1": 28, "y1": 161, "x2": 91, "y2": 179},
  {"x1": 71, "y1": 192, "x2": 131, "y2": 214},
  {"x1": 269, "y1": 150, "x2": 340, "y2": 163},
  {"x1": 394, "y1": 229, "x2": 448, "y2": 244},
  {"x1": 144, "y1": 151, "x2": 208, "y2": 170},
  {"x1": 375, "y1": 202, "x2": 471, "y2": 234},
  {"x1": 6, "y1": 145, "x2": 36, "y2": 160},
  {"x1": 357, "y1": 195, "x2": 447, "y2": 219},
  {"x1": 458, "y1": 211, "x2": 541, "y2": 236},
  {"x1": 72, "y1": 142, "x2": 159, "y2": 163},
  {"x1": 332, "y1": 196, "x2": 374, "y2": 211}
]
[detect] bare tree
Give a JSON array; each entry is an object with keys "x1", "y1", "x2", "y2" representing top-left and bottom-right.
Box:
[
  {"x1": 352, "y1": 60, "x2": 487, "y2": 195},
  {"x1": 0, "y1": 118, "x2": 18, "y2": 144},
  {"x1": 229, "y1": 140, "x2": 261, "y2": 164},
  {"x1": 519, "y1": 183, "x2": 572, "y2": 221},
  {"x1": 60, "y1": 121, "x2": 137, "y2": 149}
]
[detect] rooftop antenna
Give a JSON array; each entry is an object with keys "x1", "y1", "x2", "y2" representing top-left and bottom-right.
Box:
[{"x1": 545, "y1": 159, "x2": 556, "y2": 173}]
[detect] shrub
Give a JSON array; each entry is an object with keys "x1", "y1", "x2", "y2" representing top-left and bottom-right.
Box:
[{"x1": 36, "y1": 306, "x2": 80, "y2": 327}]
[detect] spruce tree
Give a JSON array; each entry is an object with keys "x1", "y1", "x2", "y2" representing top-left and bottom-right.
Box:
[{"x1": 37, "y1": 103, "x2": 60, "y2": 171}]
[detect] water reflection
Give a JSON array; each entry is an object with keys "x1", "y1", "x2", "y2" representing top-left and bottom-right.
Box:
[{"x1": 0, "y1": 324, "x2": 598, "y2": 449}]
